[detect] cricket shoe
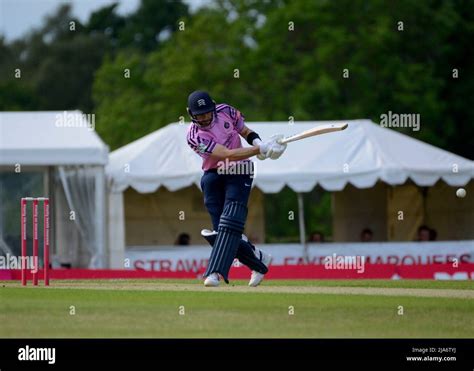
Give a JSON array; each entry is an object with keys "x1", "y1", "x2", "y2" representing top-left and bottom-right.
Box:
[
  {"x1": 249, "y1": 249, "x2": 272, "y2": 287},
  {"x1": 204, "y1": 273, "x2": 221, "y2": 287}
]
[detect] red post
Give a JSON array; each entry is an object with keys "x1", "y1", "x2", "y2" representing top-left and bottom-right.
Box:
[
  {"x1": 21, "y1": 198, "x2": 27, "y2": 286},
  {"x1": 44, "y1": 198, "x2": 50, "y2": 286},
  {"x1": 32, "y1": 199, "x2": 39, "y2": 285}
]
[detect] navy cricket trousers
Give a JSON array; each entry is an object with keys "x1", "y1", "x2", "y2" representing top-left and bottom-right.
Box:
[
  {"x1": 201, "y1": 170, "x2": 253, "y2": 231},
  {"x1": 200, "y1": 169, "x2": 268, "y2": 277}
]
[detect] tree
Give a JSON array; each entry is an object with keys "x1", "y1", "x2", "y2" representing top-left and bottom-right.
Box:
[
  {"x1": 0, "y1": 5, "x2": 105, "y2": 112},
  {"x1": 115, "y1": 0, "x2": 189, "y2": 51},
  {"x1": 93, "y1": 3, "x2": 266, "y2": 149},
  {"x1": 93, "y1": 51, "x2": 157, "y2": 148},
  {"x1": 0, "y1": 1, "x2": 190, "y2": 113}
]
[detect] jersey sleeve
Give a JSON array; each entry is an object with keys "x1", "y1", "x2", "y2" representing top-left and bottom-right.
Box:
[
  {"x1": 230, "y1": 105, "x2": 245, "y2": 133},
  {"x1": 187, "y1": 127, "x2": 217, "y2": 158}
]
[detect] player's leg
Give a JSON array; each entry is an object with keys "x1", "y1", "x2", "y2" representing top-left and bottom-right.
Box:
[
  {"x1": 224, "y1": 171, "x2": 272, "y2": 286},
  {"x1": 200, "y1": 171, "x2": 226, "y2": 287},
  {"x1": 204, "y1": 200, "x2": 247, "y2": 284},
  {"x1": 201, "y1": 169, "x2": 270, "y2": 286},
  {"x1": 244, "y1": 235, "x2": 272, "y2": 286},
  {"x1": 201, "y1": 230, "x2": 269, "y2": 275},
  {"x1": 200, "y1": 171, "x2": 225, "y2": 232},
  {"x1": 204, "y1": 171, "x2": 255, "y2": 284},
  {"x1": 201, "y1": 170, "x2": 269, "y2": 277}
]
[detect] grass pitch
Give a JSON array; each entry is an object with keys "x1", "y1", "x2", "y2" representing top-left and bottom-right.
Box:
[{"x1": 1, "y1": 279, "x2": 473, "y2": 338}]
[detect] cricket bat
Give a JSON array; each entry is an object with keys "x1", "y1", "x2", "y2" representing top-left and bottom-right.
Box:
[{"x1": 278, "y1": 122, "x2": 348, "y2": 144}]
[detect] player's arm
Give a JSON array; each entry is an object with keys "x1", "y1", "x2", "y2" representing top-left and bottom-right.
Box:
[
  {"x1": 239, "y1": 125, "x2": 253, "y2": 140},
  {"x1": 238, "y1": 125, "x2": 271, "y2": 160},
  {"x1": 210, "y1": 143, "x2": 261, "y2": 161},
  {"x1": 239, "y1": 125, "x2": 262, "y2": 146}
]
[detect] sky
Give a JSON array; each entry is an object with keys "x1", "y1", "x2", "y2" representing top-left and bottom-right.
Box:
[{"x1": 0, "y1": 0, "x2": 209, "y2": 41}]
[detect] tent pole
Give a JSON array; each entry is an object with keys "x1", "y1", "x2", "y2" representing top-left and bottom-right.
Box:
[
  {"x1": 297, "y1": 193, "x2": 308, "y2": 262},
  {"x1": 95, "y1": 166, "x2": 106, "y2": 268},
  {"x1": 422, "y1": 187, "x2": 428, "y2": 225}
]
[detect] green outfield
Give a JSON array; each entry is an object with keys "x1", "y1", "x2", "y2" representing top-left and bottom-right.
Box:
[{"x1": 1, "y1": 279, "x2": 473, "y2": 338}]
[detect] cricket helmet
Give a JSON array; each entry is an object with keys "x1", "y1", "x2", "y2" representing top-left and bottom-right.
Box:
[{"x1": 187, "y1": 90, "x2": 216, "y2": 126}]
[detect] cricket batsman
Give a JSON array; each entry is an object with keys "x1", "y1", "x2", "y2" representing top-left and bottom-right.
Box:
[{"x1": 186, "y1": 90, "x2": 287, "y2": 287}]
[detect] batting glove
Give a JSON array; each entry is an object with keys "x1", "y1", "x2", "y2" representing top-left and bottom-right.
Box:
[
  {"x1": 254, "y1": 138, "x2": 270, "y2": 160},
  {"x1": 266, "y1": 134, "x2": 287, "y2": 160}
]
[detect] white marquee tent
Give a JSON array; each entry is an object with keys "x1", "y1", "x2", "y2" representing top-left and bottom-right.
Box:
[
  {"x1": 108, "y1": 120, "x2": 474, "y2": 193},
  {"x1": 0, "y1": 111, "x2": 108, "y2": 165},
  {"x1": 0, "y1": 111, "x2": 109, "y2": 268},
  {"x1": 107, "y1": 120, "x2": 474, "y2": 266}
]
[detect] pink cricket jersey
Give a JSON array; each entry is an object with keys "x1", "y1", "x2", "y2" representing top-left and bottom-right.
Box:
[{"x1": 187, "y1": 103, "x2": 249, "y2": 171}]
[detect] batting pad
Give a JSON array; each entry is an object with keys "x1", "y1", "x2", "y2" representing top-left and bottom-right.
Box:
[
  {"x1": 201, "y1": 231, "x2": 268, "y2": 274},
  {"x1": 204, "y1": 202, "x2": 247, "y2": 283}
]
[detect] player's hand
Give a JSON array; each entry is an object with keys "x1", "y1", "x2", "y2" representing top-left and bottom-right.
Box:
[
  {"x1": 266, "y1": 134, "x2": 287, "y2": 160},
  {"x1": 254, "y1": 138, "x2": 270, "y2": 160}
]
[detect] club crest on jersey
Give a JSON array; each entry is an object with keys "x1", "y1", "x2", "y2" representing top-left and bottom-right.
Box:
[{"x1": 224, "y1": 122, "x2": 230, "y2": 129}]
